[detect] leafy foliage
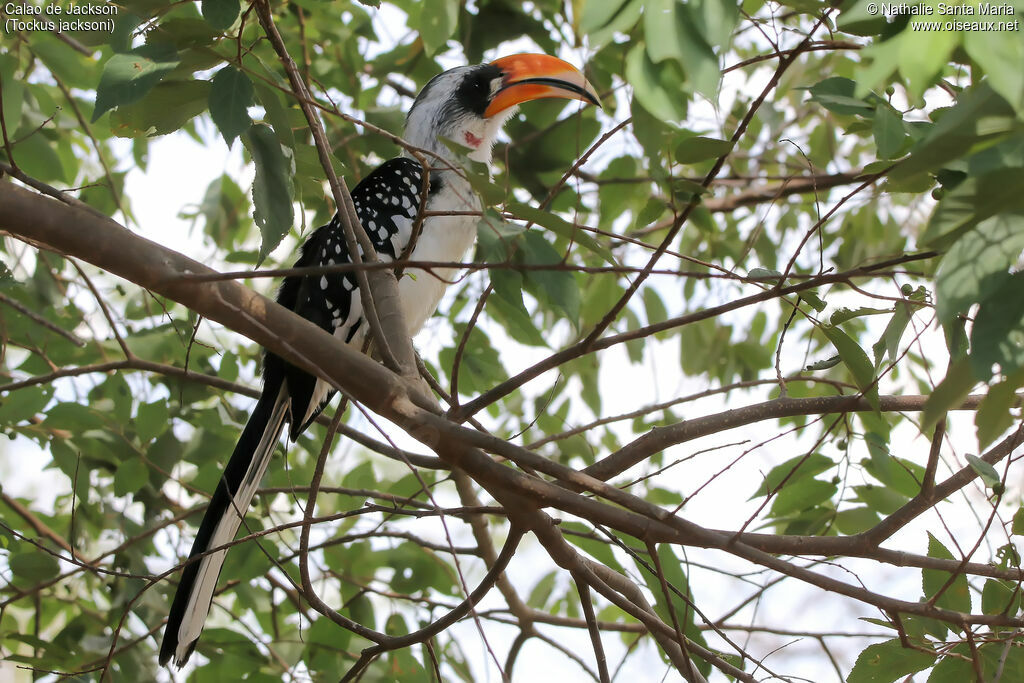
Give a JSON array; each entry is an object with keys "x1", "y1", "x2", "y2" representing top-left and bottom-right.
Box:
[{"x1": 1, "y1": 0, "x2": 1023, "y2": 680}]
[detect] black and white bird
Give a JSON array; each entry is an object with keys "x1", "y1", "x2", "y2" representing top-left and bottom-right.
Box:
[{"x1": 160, "y1": 53, "x2": 599, "y2": 667}]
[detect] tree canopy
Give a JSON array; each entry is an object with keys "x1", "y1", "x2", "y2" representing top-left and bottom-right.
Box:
[{"x1": 1, "y1": 0, "x2": 1024, "y2": 680}]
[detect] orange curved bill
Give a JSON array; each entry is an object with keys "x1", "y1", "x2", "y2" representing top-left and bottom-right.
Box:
[{"x1": 484, "y1": 53, "x2": 600, "y2": 118}]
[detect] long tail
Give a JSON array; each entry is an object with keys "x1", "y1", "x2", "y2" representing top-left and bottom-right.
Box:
[{"x1": 160, "y1": 384, "x2": 288, "y2": 667}]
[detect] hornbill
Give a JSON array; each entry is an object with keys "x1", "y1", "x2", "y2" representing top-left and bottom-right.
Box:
[{"x1": 160, "y1": 53, "x2": 600, "y2": 667}]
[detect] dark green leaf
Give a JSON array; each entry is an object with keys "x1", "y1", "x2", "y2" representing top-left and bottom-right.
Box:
[
  {"x1": 508, "y1": 202, "x2": 615, "y2": 265},
  {"x1": 209, "y1": 66, "x2": 254, "y2": 145},
  {"x1": 110, "y1": 80, "x2": 211, "y2": 137},
  {"x1": 114, "y1": 457, "x2": 149, "y2": 496},
  {"x1": 970, "y1": 272, "x2": 1024, "y2": 380},
  {"x1": 10, "y1": 551, "x2": 60, "y2": 581},
  {"x1": 922, "y1": 359, "x2": 975, "y2": 431},
  {"x1": 822, "y1": 324, "x2": 879, "y2": 411},
  {"x1": 202, "y1": 0, "x2": 239, "y2": 31},
  {"x1": 873, "y1": 105, "x2": 906, "y2": 159},
  {"x1": 806, "y1": 77, "x2": 873, "y2": 116},
  {"x1": 243, "y1": 123, "x2": 295, "y2": 264},
  {"x1": 889, "y1": 82, "x2": 1018, "y2": 183},
  {"x1": 519, "y1": 231, "x2": 581, "y2": 325},
  {"x1": 675, "y1": 135, "x2": 734, "y2": 163},
  {"x1": 92, "y1": 46, "x2": 180, "y2": 122},
  {"x1": 830, "y1": 307, "x2": 889, "y2": 326},
  {"x1": 873, "y1": 299, "x2": 918, "y2": 366},
  {"x1": 136, "y1": 400, "x2": 169, "y2": 443}
]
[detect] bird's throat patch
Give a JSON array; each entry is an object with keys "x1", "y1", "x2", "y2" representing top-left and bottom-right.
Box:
[{"x1": 463, "y1": 131, "x2": 483, "y2": 148}]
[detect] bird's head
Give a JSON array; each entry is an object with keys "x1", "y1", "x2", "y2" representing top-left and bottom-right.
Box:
[{"x1": 404, "y1": 53, "x2": 600, "y2": 164}]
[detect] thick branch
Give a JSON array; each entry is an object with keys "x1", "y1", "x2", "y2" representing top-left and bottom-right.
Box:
[{"x1": 0, "y1": 181, "x2": 414, "y2": 418}]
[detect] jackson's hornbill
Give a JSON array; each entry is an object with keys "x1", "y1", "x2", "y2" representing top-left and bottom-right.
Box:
[{"x1": 160, "y1": 53, "x2": 599, "y2": 667}]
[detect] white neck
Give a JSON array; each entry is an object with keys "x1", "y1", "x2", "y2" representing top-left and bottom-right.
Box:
[{"x1": 401, "y1": 67, "x2": 518, "y2": 168}]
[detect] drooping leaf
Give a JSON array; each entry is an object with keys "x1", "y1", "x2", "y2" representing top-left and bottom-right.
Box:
[
  {"x1": 822, "y1": 324, "x2": 880, "y2": 411},
  {"x1": 242, "y1": 122, "x2": 295, "y2": 264},
  {"x1": 209, "y1": 66, "x2": 254, "y2": 145},
  {"x1": 92, "y1": 46, "x2": 180, "y2": 122}
]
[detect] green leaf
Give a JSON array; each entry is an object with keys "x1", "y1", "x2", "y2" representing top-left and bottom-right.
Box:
[
  {"x1": 92, "y1": 46, "x2": 180, "y2": 122},
  {"x1": 136, "y1": 400, "x2": 169, "y2": 443},
  {"x1": 921, "y1": 359, "x2": 975, "y2": 432},
  {"x1": 963, "y1": 27, "x2": 1024, "y2": 111},
  {"x1": 109, "y1": 80, "x2": 211, "y2": 137},
  {"x1": 577, "y1": 0, "x2": 630, "y2": 34},
  {"x1": 439, "y1": 324, "x2": 507, "y2": 395},
  {"x1": 769, "y1": 478, "x2": 837, "y2": 517},
  {"x1": 834, "y1": 507, "x2": 881, "y2": 535},
  {"x1": 976, "y1": 372, "x2": 1023, "y2": 450},
  {"x1": 752, "y1": 453, "x2": 834, "y2": 498},
  {"x1": 114, "y1": 457, "x2": 149, "y2": 496},
  {"x1": 0, "y1": 67, "x2": 24, "y2": 133},
  {"x1": 970, "y1": 272, "x2": 1024, "y2": 380},
  {"x1": 508, "y1": 202, "x2": 616, "y2": 265},
  {"x1": 822, "y1": 325, "x2": 880, "y2": 411},
  {"x1": 806, "y1": 77, "x2": 873, "y2": 116},
  {"x1": 562, "y1": 522, "x2": 622, "y2": 571},
  {"x1": 417, "y1": 0, "x2": 458, "y2": 56},
  {"x1": 9, "y1": 551, "x2": 60, "y2": 581},
  {"x1": 209, "y1": 66, "x2": 254, "y2": 145},
  {"x1": 626, "y1": 44, "x2": 687, "y2": 123},
  {"x1": 527, "y1": 571, "x2": 558, "y2": 609},
  {"x1": 643, "y1": 0, "x2": 719, "y2": 99},
  {"x1": 640, "y1": 546, "x2": 711, "y2": 678},
  {"x1": 847, "y1": 639, "x2": 935, "y2": 683},
  {"x1": 9, "y1": 133, "x2": 67, "y2": 183},
  {"x1": 830, "y1": 307, "x2": 890, "y2": 326},
  {"x1": 889, "y1": 82, "x2": 1019, "y2": 183},
  {"x1": 519, "y1": 231, "x2": 581, "y2": 325},
  {"x1": 202, "y1": 0, "x2": 240, "y2": 31},
  {"x1": 925, "y1": 176, "x2": 1024, "y2": 253},
  {"x1": 243, "y1": 123, "x2": 295, "y2": 265},
  {"x1": 1013, "y1": 507, "x2": 1024, "y2": 535},
  {"x1": 675, "y1": 136, "x2": 734, "y2": 164},
  {"x1": 854, "y1": 485, "x2": 909, "y2": 515},
  {"x1": 801, "y1": 290, "x2": 827, "y2": 312},
  {"x1": 642, "y1": 288, "x2": 669, "y2": 338},
  {"x1": 873, "y1": 105, "x2": 906, "y2": 160},
  {"x1": 981, "y1": 578, "x2": 1021, "y2": 615},
  {"x1": 584, "y1": 0, "x2": 643, "y2": 47},
  {"x1": 922, "y1": 532, "x2": 972, "y2": 613},
  {"x1": 965, "y1": 454, "x2": 1000, "y2": 489},
  {"x1": 872, "y1": 299, "x2": 918, "y2": 366}
]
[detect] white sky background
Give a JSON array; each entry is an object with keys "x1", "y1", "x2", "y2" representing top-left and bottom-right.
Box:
[{"x1": 3, "y1": 1, "x2": 1021, "y2": 682}]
